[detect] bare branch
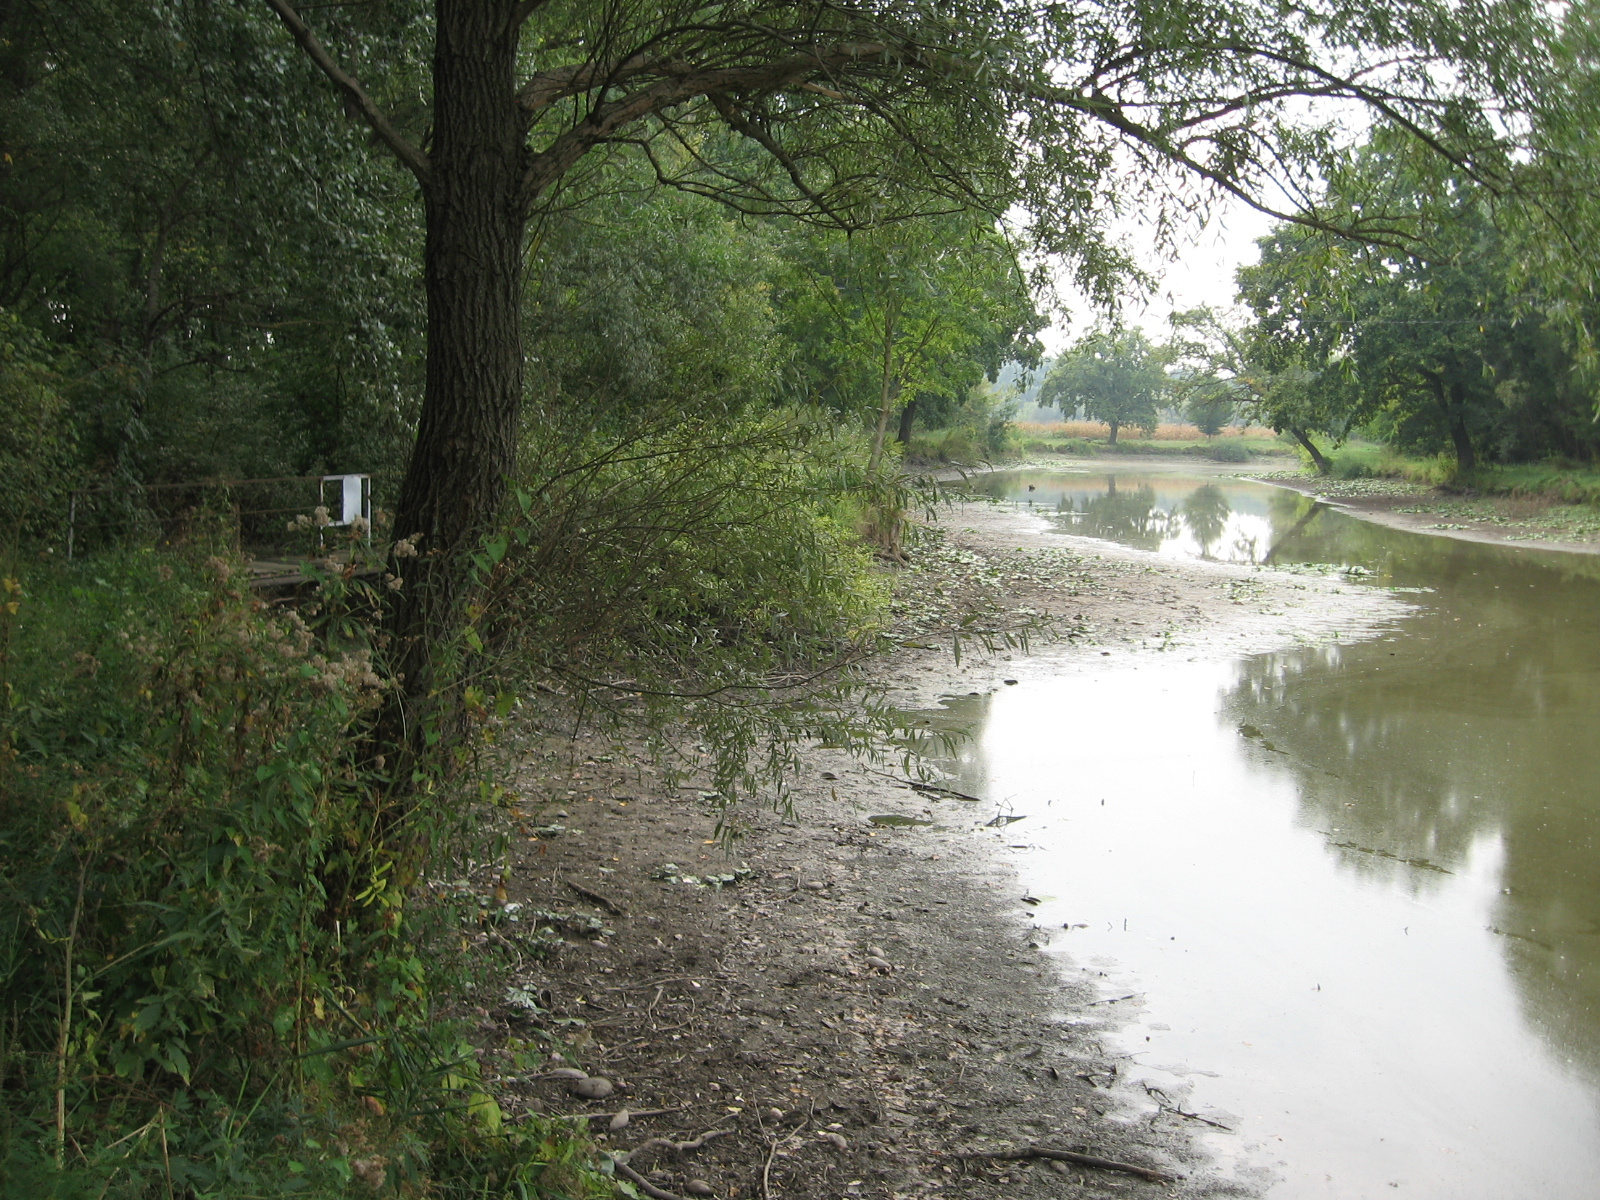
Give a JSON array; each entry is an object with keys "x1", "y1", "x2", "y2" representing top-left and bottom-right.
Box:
[
  {"x1": 262, "y1": 0, "x2": 432, "y2": 187},
  {"x1": 521, "y1": 42, "x2": 900, "y2": 201}
]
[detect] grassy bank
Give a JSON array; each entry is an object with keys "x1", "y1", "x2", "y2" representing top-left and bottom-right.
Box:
[{"x1": 1315, "y1": 444, "x2": 1600, "y2": 506}]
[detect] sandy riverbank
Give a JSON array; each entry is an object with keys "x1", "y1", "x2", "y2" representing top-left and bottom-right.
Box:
[{"x1": 470, "y1": 493, "x2": 1404, "y2": 1200}]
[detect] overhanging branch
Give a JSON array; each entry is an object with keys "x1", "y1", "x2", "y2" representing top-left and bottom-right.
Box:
[{"x1": 262, "y1": 0, "x2": 433, "y2": 187}]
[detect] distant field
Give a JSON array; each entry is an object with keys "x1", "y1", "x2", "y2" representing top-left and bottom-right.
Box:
[{"x1": 1013, "y1": 420, "x2": 1279, "y2": 441}]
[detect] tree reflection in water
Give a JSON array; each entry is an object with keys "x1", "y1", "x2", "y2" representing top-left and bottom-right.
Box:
[
  {"x1": 1056, "y1": 476, "x2": 1177, "y2": 551},
  {"x1": 1179, "y1": 483, "x2": 1231, "y2": 557},
  {"x1": 1220, "y1": 527, "x2": 1600, "y2": 1087}
]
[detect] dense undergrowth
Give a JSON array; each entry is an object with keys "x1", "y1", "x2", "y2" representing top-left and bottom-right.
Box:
[{"x1": 0, "y1": 415, "x2": 902, "y2": 1197}]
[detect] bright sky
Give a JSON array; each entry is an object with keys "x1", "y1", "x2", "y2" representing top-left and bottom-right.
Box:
[{"x1": 1039, "y1": 200, "x2": 1278, "y2": 354}]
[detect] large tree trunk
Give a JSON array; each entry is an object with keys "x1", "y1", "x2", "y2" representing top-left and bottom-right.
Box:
[
  {"x1": 1107, "y1": 418, "x2": 1120, "y2": 446},
  {"x1": 1445, "y1": 381, "x2": 1476, "y2": 472},
  {"x1": 386, "y1": 0, "x2": 528, "y2": 747},
  {"x1": 1289, "y1": 426, "x2": 1331, "y2": 475},
  {"x1": 1426, "y1": 373, "x2": 1476, "y2": 473},
  {"x1": 896, "y1": 396, "x2": 918, "y2": 444}
]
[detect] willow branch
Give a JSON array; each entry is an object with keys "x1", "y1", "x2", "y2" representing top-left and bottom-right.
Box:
[{"x1": 262, "y1": 0, "x2": 432, "y2": 187}]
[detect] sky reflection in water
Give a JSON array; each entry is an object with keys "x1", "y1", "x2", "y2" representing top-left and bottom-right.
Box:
[{"x1": 935, "y1": 468, "x2": 1600, "y2": 1198}]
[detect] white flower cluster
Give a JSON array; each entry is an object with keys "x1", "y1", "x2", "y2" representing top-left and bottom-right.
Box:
[
  {"x1": 312, "y1": 649, "x2": 386, "y2": 695},
  {"x1": 285, "y1": 506, "x2": 333, "y2": 532},
  {"x1": 391, "y1": 532, "x2": 424, "y2": 558},
  {"x1": 269, "y1": 610, "x2": 315, "y2": 659}
]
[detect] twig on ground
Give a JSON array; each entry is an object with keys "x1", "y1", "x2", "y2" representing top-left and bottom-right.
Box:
[
  {"x1": 634, "y1": 1127, "x2": 734, "y2": 1156},
  {"x1": 617, "y1": 1161, "x2": 684, "y2": 1200},
  {"x1": 962, "y1": 1146, "x2": 1176, "y2": 1185},
  {"x1": 566, "y1": 877, "x2": 627, "y2": 915},
  {"x1": 862, "y1": 767, "x2": 982, "y2": 802},
  {"x1": 578, "y1": 1107, "x2": 681, "y2": 1123}
]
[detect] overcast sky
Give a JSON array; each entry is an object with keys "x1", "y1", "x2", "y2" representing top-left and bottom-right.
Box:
[{"x1": 1039, "y1": 200, "x2": 1278, "y2": 354}]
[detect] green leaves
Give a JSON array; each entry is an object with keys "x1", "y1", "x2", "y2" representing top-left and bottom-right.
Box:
[{"x1": 1040, "y1": 328, "x2": 1168, "y2": 440}]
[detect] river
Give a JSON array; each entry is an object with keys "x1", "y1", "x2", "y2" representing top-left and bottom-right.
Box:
[{"x1": 927, "y1": 464, "x2": 1600, "y2": 1198}]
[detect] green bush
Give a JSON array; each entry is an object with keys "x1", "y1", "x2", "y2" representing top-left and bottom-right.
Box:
[
  {"x1": 0, "y1": 544, "x2": 605, "y2": 1197},
  {"x1": 1208, "y1": 439, "x2": 1252, "y2": 462},
  {"x1": 0, "y1": 312, "x2": 80, "y2": 549}
]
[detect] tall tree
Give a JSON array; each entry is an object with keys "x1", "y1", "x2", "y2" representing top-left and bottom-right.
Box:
[
  {"x1": 254, "y1": 0, "x2": 1557, "y2": 742},
  {"x1": 1169, "y1": 306, "x2": 1354, "y2": 473},
  {"x1": 779, "y1": 216, "x2": 1041, "y2": 471},
  {"x1": 1238, "y1": 137, "x2": 1589, "y2": 472},
  {"x1": 1040, "y1": 328, "x2": 1168, "y2": 444}
]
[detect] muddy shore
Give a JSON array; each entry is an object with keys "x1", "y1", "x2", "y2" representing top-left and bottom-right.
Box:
[
  {"x1": 1251, "y1": 470, "x2": 1600, "y2": 555},
  {"x1": 474, "y1": 485, "x2": 1405, "y2": 1200}
]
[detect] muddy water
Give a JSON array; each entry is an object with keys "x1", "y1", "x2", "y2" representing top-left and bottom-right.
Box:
[{"x1": 937, "y1": 466, "x2": 1600, "y2": 1198}]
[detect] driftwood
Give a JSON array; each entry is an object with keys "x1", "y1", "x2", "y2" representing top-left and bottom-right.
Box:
[
  {"x1": 579, "y1": 1106, "x2": 681, "y2": 1123},
  {"x1": 963, "y1": 1145, "x2": 1176, "y2": 1184},
  {"x1": 616, "y1": 1161, "x2": 685, "y2": 1200},
  {"x1": 864, "y1": 767, "x2": 982, "y2": 802},
  {"x1": 633, "y1": 1127, "x2": 734, "y2": 1156},
  {"x1": 613, "y1": 1128, "x2": 735, "y2": 1200},
  {"x1": 566, "y1": 877, "x2": 627, "y2": 915}
]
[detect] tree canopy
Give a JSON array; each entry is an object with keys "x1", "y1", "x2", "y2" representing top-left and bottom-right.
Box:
[{"x1": 1040, "y1": 328, "x2": 1169, "y2": 444}]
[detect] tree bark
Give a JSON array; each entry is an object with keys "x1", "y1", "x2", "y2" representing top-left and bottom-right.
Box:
[
  {"x1": 385, "y1": 0, "x2": 528, "y2": 739},
  {"x1": 1426, "y1": 372, "x2": 1476, "y2": 472},
  {"x1": 896, "y1": 396, "x2": 918, "y2": 444},
  {"x1": 1445, "y1": 380, "x2": 1476, "y2": 472},
  {"x1": 866, "y1": 310, "x2": 900, "y2": 474},
  {"x1": 1107, "y1": 418, "x2": 1120, "y2": 446},
  {"x1": 1289, "y1": 426, "x2": 1331, "y2": 474}
]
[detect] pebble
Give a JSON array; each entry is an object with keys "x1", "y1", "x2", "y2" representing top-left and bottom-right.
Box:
[
  {"x1": 570, "y1": 1076, "x2": 615, "y2": 1100},
  {"x1": 866, "y1": 945, "x2": 888, "y2": 959},
  {"x1": 865, "y1": 956, "x2": 893, "y2": 972},
  {"x1": 608, "y1": 1108, "x2": 630, "y2": 1131},
  {"x1": 685, "y1": 1181, "x2": 715, "y2": 1197},
  {"x1": 802, "y1": 880, "x2": 827, "y2": 891},
  {"x1": 817, "y1": 1131, "x2": 849, "y2": 1151}
]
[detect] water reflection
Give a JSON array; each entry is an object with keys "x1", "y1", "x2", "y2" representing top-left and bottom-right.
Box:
[
  {"x1": 1180, "y1": 484, "x2": 1231, "y2": 556},
  {"x1": 977, "y1": 469, "x2": 1284, "y2": 563},
  {"x1": 1223, "y1": 536, "x2": 1600, "y2": 1086},
  {"x1": 932, "y1": 467, "x2": 1600, "y2": 1197}
]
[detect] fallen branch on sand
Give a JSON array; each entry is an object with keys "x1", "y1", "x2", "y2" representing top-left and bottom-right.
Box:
[
  {"x1": 863, "y1": 767, "x2": 983, "y2": 802},
  {"x1": 633, "y1": 1127, "x2": 734, "y2": 1156},
  {"x1": 566, "y1": 877, "x2": 627, "y2": 915},
  {"x1": 616, "y1": 1161, "x2": 685, "y2": 1200},
  {"x1": 962, "y1": 1146, "x2": 1176, "y2": 1184}
]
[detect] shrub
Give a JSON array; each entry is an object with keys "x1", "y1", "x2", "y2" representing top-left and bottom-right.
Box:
[
  {"x1": 1208, "y1": 439, "x2": 1252, "y2": 462},
  {"x1": 0, "y1": 544, "x2": 592, "y2": 1197}
]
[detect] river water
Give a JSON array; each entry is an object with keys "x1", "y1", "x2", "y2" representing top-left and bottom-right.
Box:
[{"x1": 932, "y1": 465, "x2": 1600, "y2": 1198}]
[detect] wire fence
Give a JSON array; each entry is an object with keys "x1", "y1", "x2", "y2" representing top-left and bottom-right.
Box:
[{"x1": 66, "y1": 473, "x2": 392, "y2": 565}]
